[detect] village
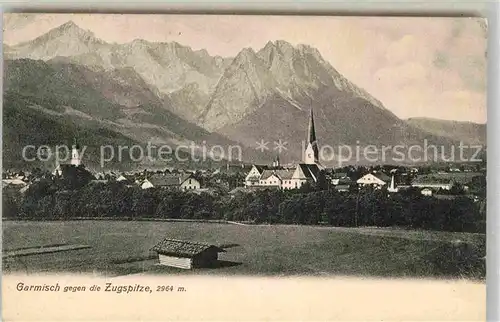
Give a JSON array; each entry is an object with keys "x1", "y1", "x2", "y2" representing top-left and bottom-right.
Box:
[
  {"x1": 1, "y1": 157, "x2": 487, "y2": 200},
  {"x1": 2, "y1": 109, "x2": 487, "y2": 202}
]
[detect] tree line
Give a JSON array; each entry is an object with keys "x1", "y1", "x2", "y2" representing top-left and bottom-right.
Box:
[{"x1": 3, "y1": 178, "x2": 485, "y2": 233}]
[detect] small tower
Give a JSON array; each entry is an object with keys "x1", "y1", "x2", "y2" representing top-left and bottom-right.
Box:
[
  {"x1": 272, "y1": 154, "x2": 280, "y2": 168},
  {"x1": 388, "y1": 175, "x2": 398, "y2": 193},
  {"x1": 70, "y1": 138, "x2": 82, "y2": 166},
  {"x1": 303, "y1": 108, "x2": 320, "y2": 166},
  {"x1": 53, "y1": 151, "x2": 62, "y2": 177}
]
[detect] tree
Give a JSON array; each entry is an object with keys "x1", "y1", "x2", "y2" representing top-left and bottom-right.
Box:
[
  {"x1": 450, "y1": 183, "x2": 466, "y2": 195},
  {"x1": 314, "y1": 170, "x2": 330, "y2": 191},
  {"x1": 3, "y1": 187, "x2": 23, "y2": 218},
  {"x1": 56, "y1": 165, "x2": 94, "y2": 190}
]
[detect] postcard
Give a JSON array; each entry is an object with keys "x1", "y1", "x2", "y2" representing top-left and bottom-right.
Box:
[{"x1": 2, "y1": 13, "x2": 487, "y2": 321}]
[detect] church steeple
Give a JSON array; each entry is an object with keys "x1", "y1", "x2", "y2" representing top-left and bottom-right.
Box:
[
  {"x1": 308, "y1": 108, "x2": 317, "y2": 145},
  {"x1": 70, "y1": 137, "x2": 82, "y2": 166},
  {"x1": 304, "y1": 108, "x2": 320, "y2": 165},
  {"x1": 272, "y1": 154, "x2": 280, "y2": 168},
  {"x1": 73, "y1": 137, "x2": 80, "y2": 150},
  {"x1": 388, "y1": 175, "x2": 398, "y2": 193}
]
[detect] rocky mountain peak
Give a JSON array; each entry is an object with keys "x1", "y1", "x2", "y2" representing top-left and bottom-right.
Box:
[
  {"x1": 258, "y1": 40, "x2": 295, "y2": 63},
  {"x1": 235, "y1": 47, "x2": 258, "y2": 60},
  {"x1": 274, "y1": 40, "x2": 295, "y2": 53},
  {"x1": 58, "y1": 20, "x2": 80, "y2": 31},
  {"x1": 126, "y1": 38, "x2": 152, "y2": 50},
  {"x1": 228, "y1": 47, "x2": 263, "y2": 71},
  {"x1": 47, "y1": 21, "x2": 99, "y2": 42}
]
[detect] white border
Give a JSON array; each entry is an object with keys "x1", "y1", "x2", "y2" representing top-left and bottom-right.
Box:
[{"x1": 486, "y1": 1, "x2": 499, "y2": 320}]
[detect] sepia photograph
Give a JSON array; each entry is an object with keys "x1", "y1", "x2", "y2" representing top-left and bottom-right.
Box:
[{"x1": 1, "y1": 12, "x2": 488, "y2": 320}]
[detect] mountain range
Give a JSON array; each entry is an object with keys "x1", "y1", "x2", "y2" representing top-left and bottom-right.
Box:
[
  {"x1": 406, "y1": 117, "x2": 486, "y2": 145},
  {"x1": 3, "y1": 21, "x2": 486, "y2": 169}
]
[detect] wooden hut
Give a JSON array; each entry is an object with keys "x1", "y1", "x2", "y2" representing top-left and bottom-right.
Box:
[{"x1": 150, "y1": 238, "x2": 225, "y2": 269}]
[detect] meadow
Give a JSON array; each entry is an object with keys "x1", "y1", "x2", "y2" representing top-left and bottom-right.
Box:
[{"x1": 2, "y1": 220, "x2": 486, "y2": 279}]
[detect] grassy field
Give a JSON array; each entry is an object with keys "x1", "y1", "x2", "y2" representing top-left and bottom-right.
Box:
[{"x1": 2, "y1": 220, "x2": 486, "y2": 279}]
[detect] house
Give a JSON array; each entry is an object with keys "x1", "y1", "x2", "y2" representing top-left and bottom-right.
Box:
[
  {"x1": 259, "y1": 170, "x2": 283, "y2": 189},
  {"x1": 116, "y1": 174, "x2": 129, "y2": 182},
  {"x1": 245, "y1": 164, "x2": 320, "y2": 190},
  {"x1": 244, "y1": 165, "x2": 270, "y2": 187},
  {"x1": 150, "y1": 238, "x2": 226, "y2": 269},
  {"x1": 411, "y1": 175, "x2": 453, "y2": 190},
  {"x1": 116, "y1": 174, "x2": 138, "y2": 186},
  {"x1": 141, "y1": 174, "x2": 201, "y2": 191},
  {"x1": 356, "y1": 172, "x2": 391, "y2": 188},
  {"x1": 329, "y1": 172, "x2": 349, "y2": 186},
  {"x1": 2, "y1": 178, "x2": 27, "y2": 187},
  {"x1": 334, "y1": 184, "x2": 351, "y2": 192},
  {"x1": 421, "y1": 188, "x2": 433, "y2": 196},
  {"x1": 2, "y1": 178, "x2": 29, "y2": 194},
  {"x1": 333, "y1": 175, "x2": 354, "y2": 192},
  {"x1": 276, "y1": 167, "x2": 301, "y2": 190},
  {"x1": 244, "y1": 108, "x2": 322, "y2": 190}
]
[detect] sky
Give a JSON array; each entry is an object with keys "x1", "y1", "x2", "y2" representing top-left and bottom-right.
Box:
[{"x1": 3, "y1": 14, "x2": 487, "y2": 123}]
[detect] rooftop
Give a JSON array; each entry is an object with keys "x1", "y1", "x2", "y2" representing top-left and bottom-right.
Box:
[
  {"x1": 147, "y1": 173, "x2": 192, "y2": 187},
  {"x1": 150, "y1": 238, "x2": 225, "y2": 258}
]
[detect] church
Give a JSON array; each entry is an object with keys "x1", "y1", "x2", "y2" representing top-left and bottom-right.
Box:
[
  {"x1": 245, "y1": 109, "x2": 322, "y2": 190},
  {"x1": 52, "y1": 139, "x2": 95, "y2": 186},
  {"x1": 52, "y1": 139, "x2": 84, "y2": 176}
]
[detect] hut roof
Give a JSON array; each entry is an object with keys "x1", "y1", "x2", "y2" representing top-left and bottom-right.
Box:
[
  {"x1": 373, "y1": 172, "x2": 391, "y2": 182},
  {"x1": 151, "y1": 238, "x2": 225, "y2": 258}
]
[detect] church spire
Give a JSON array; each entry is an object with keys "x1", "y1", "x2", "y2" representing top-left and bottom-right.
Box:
[
  {"x1": 70, "y1": 137, "x2": 82, "y2": 166},
  {"x1": 304, "y1": 108, "x2": 320, "y2": 165},
  {"x1": 272, "y1": 154, "x2": 280, "y2": 168},
  {"x1": 388, "y1": 175, "x2": 398, "y2": 193},
  {"x1": 308, "y1": 108, "x2": 317, "y2": 145},
  {"x1": 73, "y1": 137, "x2": 79, "y2": 150}
]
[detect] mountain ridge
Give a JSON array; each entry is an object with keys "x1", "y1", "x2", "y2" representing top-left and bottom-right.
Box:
[
  {"x1": 406, "y1": 117, "x2": 486, "y2": 145},
  {"x1": 406, "y1": 116, "x2": 486, "y2": 126}
]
